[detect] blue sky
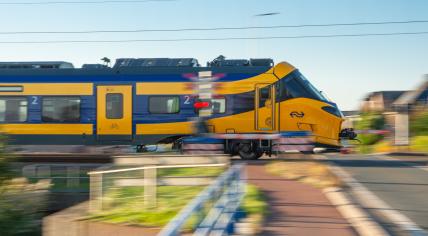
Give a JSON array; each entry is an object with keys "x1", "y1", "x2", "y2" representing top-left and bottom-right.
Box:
[{"x1": 0, "y1": 0, "x2": 427, "y2": 110}]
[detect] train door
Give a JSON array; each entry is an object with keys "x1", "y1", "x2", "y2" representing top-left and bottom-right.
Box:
[
  {"x1": 255, "y1": 84, "x2": 275, "y2": 131},
  {"x1": 97, "y1": 85, "x2": 132, "y2": 140}
]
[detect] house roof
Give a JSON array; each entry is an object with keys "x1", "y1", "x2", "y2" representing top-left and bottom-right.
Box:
[
  {"x1": 393, "y1": 75, "x2": 428, "y2": 106},
  {"x1": 363, "y1": 91, "x2": 406, "y2": 101}
]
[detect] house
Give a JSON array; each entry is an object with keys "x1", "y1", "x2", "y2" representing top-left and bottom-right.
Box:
[
  {"x1": 345, "y1": 75, "x2": 428, "y2": 145},
  {"x1": 360, "y1": 91, "x2": 406, "y2": 112},
  {"x1": 393, "y1": 75, "x2": 428, "y2": 111}
]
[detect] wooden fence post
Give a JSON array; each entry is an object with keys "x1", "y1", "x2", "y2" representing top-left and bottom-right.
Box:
[{"x1": 144, "y1": 166, "x2": 157, "y2": 209}]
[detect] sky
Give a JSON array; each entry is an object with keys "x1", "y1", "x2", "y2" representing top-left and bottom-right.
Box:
[{"x1": 0, "y1": 0, "x2": 427, "y2": 110}]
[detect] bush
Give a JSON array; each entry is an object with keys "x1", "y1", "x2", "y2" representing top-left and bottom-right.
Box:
[
  {"x1": 411, "y1": 136, "x2": 428, "y2": 153},
  {"x1": 0, "y1": 136, "x2": 49, "y2": 236},
  {"x1": 355, "y1": 113, "x2": 385, "y2": 145},
  {"x1": 410, "y1": 111, "x2": 428, "y2": 136}
]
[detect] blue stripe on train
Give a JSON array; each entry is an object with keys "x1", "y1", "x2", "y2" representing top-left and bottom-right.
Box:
[{"x1": 0, "y1": 73, "x2": 257, "y2": 83}]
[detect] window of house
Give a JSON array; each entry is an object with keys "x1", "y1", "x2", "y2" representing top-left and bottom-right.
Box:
[
  {"x1": 42, "y1": 97, "x2": 80, "y2": 122},
  {"x1": 0, "y1": 97, "x2": 27, "y2": 122},
  {"x1": 149, "y1": 96, "x2": 179, "y2": 114}
]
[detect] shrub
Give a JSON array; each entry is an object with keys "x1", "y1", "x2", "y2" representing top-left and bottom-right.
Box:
[
  {"x1": 410, "y1": 111, "x2": 428, "y2": 136},
  {"x1": 355, "y1": 113, "x2": 385, "y2": 145},
  {"x1": 0, "y1": 136, "x2": 49, "y2": 235}
]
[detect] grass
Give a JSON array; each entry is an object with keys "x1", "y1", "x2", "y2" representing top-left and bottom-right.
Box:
[
  {"x1": 265, "y1": 161, "x2": 342, "y2": 188},
  {"x1": 241, "y1": 184, "x2": 267, "y2": 216},
  {"x1": 353, "y1": 136, "x2": 428, "y2": 154},
  {"x1": 89, "y1": 186, "x2": 204, "y2": 228},
  {"x1": 157, "y1": 166, "x2": 225, "y2": 177},
  {"x1": 410, "y1": 136, "x2": 428, "y2": 153}
]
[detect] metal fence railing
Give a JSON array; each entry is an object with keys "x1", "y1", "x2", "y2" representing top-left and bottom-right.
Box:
[{"x1": 158, "y1": 164, "x2": 246, "y2": 236}]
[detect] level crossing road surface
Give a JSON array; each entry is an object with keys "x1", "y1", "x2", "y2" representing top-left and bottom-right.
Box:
[
  {"x1": 327, "y1": 154, "x2": 428, "y2": 234},
  {"x1": 245, "y1": 162, "x2": 356, "y2": 236}
]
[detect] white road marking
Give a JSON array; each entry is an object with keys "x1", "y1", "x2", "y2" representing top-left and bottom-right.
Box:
[{"x1": 329, "y1": 164, "x2": 428, "y2": 236}]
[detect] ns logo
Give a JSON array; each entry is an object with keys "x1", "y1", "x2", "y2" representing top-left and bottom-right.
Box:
[{"x1": 290, "y1": 111, "x2": 305, "y2": 118}]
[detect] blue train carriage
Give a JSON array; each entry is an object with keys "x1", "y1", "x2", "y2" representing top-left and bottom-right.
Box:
[{"x1": 0, "y1": 57, "x2": 354, "y2": 158}]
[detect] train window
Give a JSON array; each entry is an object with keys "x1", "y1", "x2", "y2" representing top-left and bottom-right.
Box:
[
  {"x1": 281, "y1": 71, "x2": 328, "y2": 102},
  {"x1": 0, "y1": 97, "x2": 27, "y2": 122},
  {"x1": 212, "y1": 97, "x2": 226, "y2": 113},
  {"x1": 258, "y1": 86, "x2": 272, "y2": 108},
  {"x1": 106, "y1": 94, "x2": 123, "y2": 119},
  {"x1": 0, "y1": 86, "x2": 23, "y2": 92},
  {"x1": 42, "y1": 97, "x2": 80, "y2": 122},
  {"x1": 260, "y1": 86, "x2": 271, "y2": 100},
  {"x1": 149, "y1": 96, "x2": 179, "y2": 114}
]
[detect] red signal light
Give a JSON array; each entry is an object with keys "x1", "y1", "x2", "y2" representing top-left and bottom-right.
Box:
[{"x1": 194, "y1": 101, "x2": 210, "y2": 109}]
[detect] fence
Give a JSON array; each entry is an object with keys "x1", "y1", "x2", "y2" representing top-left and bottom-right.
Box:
[
  {"x1": 158, "y1": 164, "x2": 246, "y2": 236},
  {"x1": 22, "y1": 164, "x2": 101, "y2": 192},
  {"x1": 87, "y1": 163, "x2": 228, "y2": 213}
]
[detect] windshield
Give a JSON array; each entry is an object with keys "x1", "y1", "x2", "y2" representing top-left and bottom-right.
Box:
[{"x1": 281, "y1": 71, "x2": 328, "y2": 102}]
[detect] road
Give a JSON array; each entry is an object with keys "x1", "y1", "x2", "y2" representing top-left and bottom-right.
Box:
[{"x1": 327, "y1": 154, "x2": 428, "y2": 235}]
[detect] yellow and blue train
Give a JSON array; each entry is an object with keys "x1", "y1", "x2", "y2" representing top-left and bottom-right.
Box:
[{"x1": 0, "y1": 57, "x2": 351, "y2": 157}]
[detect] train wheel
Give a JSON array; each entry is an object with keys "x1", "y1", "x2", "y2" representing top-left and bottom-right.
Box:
[
  {"x1": 238, "y1": 143, "x2": 263, "y2": 160},
  {"x1": 136, "y1": 145, "x2": 147, "y2": 153}
]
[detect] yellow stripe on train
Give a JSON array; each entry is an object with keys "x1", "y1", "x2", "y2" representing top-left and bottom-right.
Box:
[
  {"x1": 136, "y1": 121, "x2": 194, "y2": 135},
  {"x1": 0, "y1": 124, "x2": 93, "y2": 135}
]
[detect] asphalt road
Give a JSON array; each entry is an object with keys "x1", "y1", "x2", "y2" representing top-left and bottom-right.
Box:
[{"x1": 327, "y1": 154, "x2": 428, "y2": 234}]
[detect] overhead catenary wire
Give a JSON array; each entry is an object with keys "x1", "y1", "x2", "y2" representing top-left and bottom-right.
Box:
[
  {"x1": 0, "y1": 31, "x2": 427, "y2": 44},
  {"x1": 0, "y1": 20, "x2": 427, "y2": 35},
  {"x1": 0, "y1": 0, "x2": 174, "y2": 5}
]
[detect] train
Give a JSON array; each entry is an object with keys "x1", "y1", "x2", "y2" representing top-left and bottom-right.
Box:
[{"x1": 0, "y1": 56, "x2": 354, "y2": 159}]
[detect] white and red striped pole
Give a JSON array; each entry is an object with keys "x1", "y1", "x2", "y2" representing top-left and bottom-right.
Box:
[{"x1": 197, "y1": 71, "x2": 213, "y2": 117}]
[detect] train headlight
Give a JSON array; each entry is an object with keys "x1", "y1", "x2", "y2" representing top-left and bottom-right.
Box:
[{"x1": 322, "y1": 106, "x2": 343, "y2": 118}]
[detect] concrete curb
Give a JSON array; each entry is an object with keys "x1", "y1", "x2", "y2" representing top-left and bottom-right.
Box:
[{"x1": 323, "y1": 187, "x2": 389, "y2": 236}]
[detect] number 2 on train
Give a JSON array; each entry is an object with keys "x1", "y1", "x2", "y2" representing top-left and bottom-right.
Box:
[{"x1": 31, "y1": 96, "x2": 38, "y2": 105}]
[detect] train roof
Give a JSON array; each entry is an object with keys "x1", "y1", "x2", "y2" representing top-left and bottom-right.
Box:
[{"x1": 0, "y1": 56, "x2": 275, "y2": 76}]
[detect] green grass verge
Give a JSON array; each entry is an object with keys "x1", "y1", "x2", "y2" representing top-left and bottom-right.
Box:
[
  {"x1": 157, "y1": 166, "x2": 225, "y2": 177},
  {"x1": 411, "y1": 136, "x2": 428, "y2": 153},
  {"x1": 89, "y1": 186, "x2": 203, "y2": 228},
  {"x1": 241, "y1": 184, "x2": 267, "y2": 217}
]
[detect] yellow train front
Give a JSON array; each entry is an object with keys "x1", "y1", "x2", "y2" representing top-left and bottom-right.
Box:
[{"x1": 0, "y1": 57, "x2": 349, "y2": 157}]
